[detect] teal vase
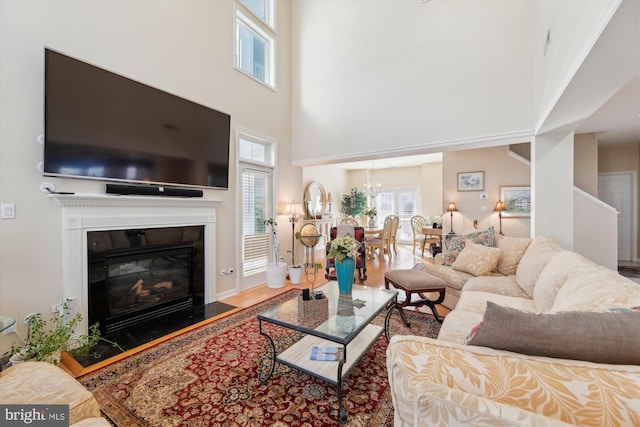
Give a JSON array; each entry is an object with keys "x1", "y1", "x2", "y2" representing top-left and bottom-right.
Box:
[{"x1": 335, "y1": 257, "x2": 356, "y2": 294}]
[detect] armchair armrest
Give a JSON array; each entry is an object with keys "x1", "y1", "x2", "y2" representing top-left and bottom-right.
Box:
[{"x1": 387, "y1": 335, "x2": 640, "y2": 427}]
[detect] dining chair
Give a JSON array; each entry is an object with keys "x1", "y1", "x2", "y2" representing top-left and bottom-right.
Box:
[
  {"x1": 339, "y1": 217, "x2": 359, "y2": 226},
  {"x1": 410, "y1": 215, "x2": 428, "y2": 254},
  {"x1": 389, "y1": 215, "x2": 400, "y2": 255},
  {"x1": 366, "y1": 215, "x2": 394, "y2": 259}
]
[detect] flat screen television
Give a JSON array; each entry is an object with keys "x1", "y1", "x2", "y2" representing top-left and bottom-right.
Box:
[{"x1": 44, "y1": 48, "x2": 231, "y2": 190}]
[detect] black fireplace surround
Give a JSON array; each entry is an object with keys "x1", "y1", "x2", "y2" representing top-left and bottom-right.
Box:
[{"x1": 87, "y1": 226, "x2": 205, "y2": 335}]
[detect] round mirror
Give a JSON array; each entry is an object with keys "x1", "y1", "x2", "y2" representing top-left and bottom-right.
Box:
[{"x1": 303, "y1": 181, "x2": 326, "y2": 219}]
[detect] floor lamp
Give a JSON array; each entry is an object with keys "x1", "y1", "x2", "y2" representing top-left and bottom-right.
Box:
[
  {"x1": 447, "y1": 202, "x2": 458, "y2": 234},
  {"x1": 282, "y1": 202, "x2": 305, "y2": 265},
  {"x1": 494, "y1": 200, "x2": 505, "y2": 235}
]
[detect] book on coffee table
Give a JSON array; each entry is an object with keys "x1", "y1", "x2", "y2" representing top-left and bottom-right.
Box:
[{"x1": 310, "y1": 346, "x2": 343, "y2": 361}]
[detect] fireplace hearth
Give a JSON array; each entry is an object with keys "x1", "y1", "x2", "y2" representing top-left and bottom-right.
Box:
[{"x1": 88, "y1": 226, "x2": 205, "y2": 335}]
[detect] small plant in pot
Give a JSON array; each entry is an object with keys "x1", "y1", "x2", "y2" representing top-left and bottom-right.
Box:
[
  {"x1": 287, "y1": 231, "x2": 304, "y2": 285},
  {"x1": 3, "y1": 299, "x2": 121, "y2": 366},
  {"x1": 363, "y1": 207, "x2": 377, "y2": 227},
  {"x1": 264, "y1": 218, "x2": 288, "y2": 288}
]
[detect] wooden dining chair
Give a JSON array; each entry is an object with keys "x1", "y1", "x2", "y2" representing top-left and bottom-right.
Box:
[
  {"x1": 389, "y1": 215, "x2": 400, "y2": 255},
  {"x1": 366, "y1": 215, "x2": 394, "y2": 259},
  {"x1": 339, "y1": 217, "x2": 359, "y2": 226}
]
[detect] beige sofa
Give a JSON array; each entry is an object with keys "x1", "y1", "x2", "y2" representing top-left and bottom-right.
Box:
[
  {"x1": 422, "y1": 230, "x2": 534, "y2": 309},
  {"x1": 387, "y1": 236, "x2": 640, "y2": 426},
  {"x1": 0, "y1": 361, "x2": 110, "y2": 426}
]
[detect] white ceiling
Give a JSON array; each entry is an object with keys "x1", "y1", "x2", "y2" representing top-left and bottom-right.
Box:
[{"x1": 575, "y1": 74, "x2": 640, "y2": 146}]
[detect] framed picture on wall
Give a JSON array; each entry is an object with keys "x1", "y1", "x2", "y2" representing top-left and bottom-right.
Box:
[
  {"x1": 457, "y1": 171, "x2": 484, "y2": 191},
  {"x1": 500, "y1": 186, "x2": 531, "y2": 217}
]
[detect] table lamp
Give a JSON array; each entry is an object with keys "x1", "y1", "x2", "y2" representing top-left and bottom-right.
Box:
[
  {"x1": 447, "y1": 202, "x2": 458, "y2": 234},
  {"x1": 494, "y1": 200, "x2": 505, "y2": 235}
]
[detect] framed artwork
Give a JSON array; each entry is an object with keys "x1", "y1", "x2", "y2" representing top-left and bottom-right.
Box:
[
  {"x1": 457, "y1": 171, "x2": 484, "y2": 191},
  {"x1": 500, "y1": 186, "x2": 531, "y2": 217}
]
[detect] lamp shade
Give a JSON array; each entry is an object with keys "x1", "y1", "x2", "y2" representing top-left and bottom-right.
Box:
[
  {"x1": 447, "y1": 202, "x2": 458, "y2": 212},
  {"x1": 494, "y1": 201, "x2": 505, "y2": 212},
  {"x1": 283, "y1": 202, "x2": 305, "y2": 217}
]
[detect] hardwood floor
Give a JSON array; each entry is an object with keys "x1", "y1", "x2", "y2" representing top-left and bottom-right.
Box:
[{"x1": 221, "y1": 243, "x2": 450, "y2": 318}]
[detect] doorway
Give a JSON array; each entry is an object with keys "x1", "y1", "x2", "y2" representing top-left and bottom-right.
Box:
[{"x1": 598, "y1": 172, "x2": 637, "y2": 262}]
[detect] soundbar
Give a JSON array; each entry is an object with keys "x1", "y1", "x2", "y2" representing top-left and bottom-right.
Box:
[{"x1": 106, "y1": 183, "x2": 203, "y2": 198}]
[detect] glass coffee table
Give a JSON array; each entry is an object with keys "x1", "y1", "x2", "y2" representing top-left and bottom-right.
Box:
[{"x1": 257, "y1": 281, "x2": 397, "y2": 424}]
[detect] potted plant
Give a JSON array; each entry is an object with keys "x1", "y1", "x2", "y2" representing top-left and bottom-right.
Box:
[
  {"x1": 264, "y1": 218, "x2": 287, "y2": 288},
  {"x1": 3, "y1": 299, "x2": 108, "y2": 366},
  {"x1": 327, "y1": 235, "x2": 361, "y2": 294},
  {"x1": 363, "y1": 207, "x2": 378, "y2": 227},
  {"x1": 288, "y1": 231, "x2": 304, "y2": 285},
  {"x1": 340, "y1": 188, "x2": 366, "y2": 218}
]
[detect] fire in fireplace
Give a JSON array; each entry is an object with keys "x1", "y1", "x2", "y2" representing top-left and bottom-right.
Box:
[{"x1": 87, "y1": 226, "x2": 205, "y2": 334}]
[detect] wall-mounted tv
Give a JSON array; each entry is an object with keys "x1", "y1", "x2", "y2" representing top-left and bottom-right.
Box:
[{"x1": 44, "y1": 48, "x2": 231, "y2": 190}]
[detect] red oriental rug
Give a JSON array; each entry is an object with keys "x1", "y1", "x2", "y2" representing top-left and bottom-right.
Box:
[{"x1": 79, "y1": 289, "x2": 441, "y2": 426}]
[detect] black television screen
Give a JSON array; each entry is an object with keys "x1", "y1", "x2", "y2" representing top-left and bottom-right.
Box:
[{"x1": 44, "y1": 48, "x2": 231, "y2": 190}]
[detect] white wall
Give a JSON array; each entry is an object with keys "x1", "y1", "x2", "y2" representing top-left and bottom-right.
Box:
[
  {"x1": 0, "y1": 0, "x2": 296, "y2": 354},
  {"x1": 291, "y1": 0, "x2": 535, "y2": 164}
]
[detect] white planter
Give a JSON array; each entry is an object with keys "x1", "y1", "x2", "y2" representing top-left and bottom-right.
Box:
[
  {"x1": 266, "y1": 261, "x2": 288, "y2": 288},
  {"x1": 289, "y1": 266, "x2": 304, "y2": 285}
]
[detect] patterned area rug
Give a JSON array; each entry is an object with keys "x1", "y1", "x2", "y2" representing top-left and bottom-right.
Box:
[{"x1": 79, "y1": 289, "x2": 441, "y2": 426}]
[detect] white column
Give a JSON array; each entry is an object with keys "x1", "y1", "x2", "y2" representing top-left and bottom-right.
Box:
[{"x1": 531, "y1": 131, "x2": 574, "y2": 248}]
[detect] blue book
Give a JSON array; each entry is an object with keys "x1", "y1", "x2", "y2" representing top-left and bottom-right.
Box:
[{"x1": 310, "y1": 346, "x2": 343, "y2": 361}]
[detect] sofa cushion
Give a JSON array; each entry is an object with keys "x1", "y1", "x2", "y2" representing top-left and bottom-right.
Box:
[
  {"x1": 515, "y1": 236, "x2": 562, "y2": 298},
  {"x1": 494, "y1": 234, "x2": 531, "y2": 275},
  {"x1": 463, "y1": 275, "x2": 530, "y2": 299},
  {"x1": 0, "y1": 361, "x2": 103, "y2": 425},
  {"x1": 551, "y1": 265, "x2": 640, "y2": 312},
  {"x1": 456, "y1": 291, "x2": 536, "y2": 315},
  {"x1": 468, "y1": 302, "x2": 640, "y2": 364},
  {"x1": 533, "y1": 251, "x2": 595, "y2": 312},
  {"x1": 452, "y1": 242, "x2": 502, "y2": 276},
  {"x1": 442, "y1": 227, "x2": 496, "y2": 266}
]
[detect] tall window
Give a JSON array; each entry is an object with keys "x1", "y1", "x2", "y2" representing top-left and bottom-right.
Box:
[
  {"x1": 374, "y1": 186, "x2": 421, "y2": 243},
  {"x1": 238, "y1": 132, "x2": 276, "y2": 287},
  {"x1": 235, "y1": 0, "x2": 275, "y2": 88}
]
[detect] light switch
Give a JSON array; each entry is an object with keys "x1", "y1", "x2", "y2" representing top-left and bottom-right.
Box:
[
  {"x1": 1, "y1": 203, "x2": 15, "y2": 219},
  {"x1": 480, "y1": 205, "x2": 488, "y2": 213}
]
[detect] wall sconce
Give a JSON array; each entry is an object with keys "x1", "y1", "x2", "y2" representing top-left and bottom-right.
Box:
[
  {"x1": 447, "y1": 202, "x2": 458, "y2": 234},
  {"x1": 494, "y1": 200, "x2": 505, "y2": 235},
  {"x1": 282, "y1": 201, "x2": 305, "y2": 265}
]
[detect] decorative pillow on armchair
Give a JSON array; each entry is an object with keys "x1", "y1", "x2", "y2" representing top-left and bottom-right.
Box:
[{"x1": 467, "y1": 301, "x2": 640, "y2": 365}]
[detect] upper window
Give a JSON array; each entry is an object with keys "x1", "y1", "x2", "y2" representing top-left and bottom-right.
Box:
[
  {"x1": 235, "y1": 1, "x2": 276, "y2": 88},
  {"x1": 239, "y1": 0, "x2": 274, "y2": 27}
]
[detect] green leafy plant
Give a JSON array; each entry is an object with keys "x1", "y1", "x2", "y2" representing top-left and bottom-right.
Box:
[
  {"x1": 340, "y1": 188, "x2": 366, "y2": 217},
  {"x1": 4, "y1": 299, "x2": 119, "y2": 366},
  {"x1": 328, "y1": 236, "x2": 360, "y2": 263},
  {"x1": 263, "y1": 218, "x2": 278, "y2": 263},
  {"x1": 363, "y1": 207, "x2": 377, "y2": 217}
]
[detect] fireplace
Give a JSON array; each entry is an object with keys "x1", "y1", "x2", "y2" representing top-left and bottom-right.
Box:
[
  {"x1": 48, "y1": 193, "x2": 219, "y2": 336},
  {"x1": 87, "y1": 226, "x2": 205, "y2": 334}
]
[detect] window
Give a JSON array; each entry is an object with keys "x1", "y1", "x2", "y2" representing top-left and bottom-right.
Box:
[
  {"x1": 238, "y1": 131, "x2": 276, "y2": 288},
  {"x1": 235, "y1": 1, "x2": 275, "y2": 88},
  {"x1": 374, "y1": 186, "x2": 421, "y2": 243}
]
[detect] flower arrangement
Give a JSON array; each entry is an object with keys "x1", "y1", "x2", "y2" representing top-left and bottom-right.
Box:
[
  {"x1": 327, "y1": 236, "x2": 360, "y2": 263},
  {"x1": 363, "y1": 207, "x2": 377, "y2": 217}
]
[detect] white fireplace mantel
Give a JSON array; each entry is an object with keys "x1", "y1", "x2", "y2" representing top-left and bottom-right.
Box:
[{"x1": 49, "y1": 193, "x2": 221, "y2": 334}]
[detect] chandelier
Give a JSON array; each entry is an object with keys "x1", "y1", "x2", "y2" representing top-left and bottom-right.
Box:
[{"x1": 363, "y1": 161, "x2": 382, "y2": 199}]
